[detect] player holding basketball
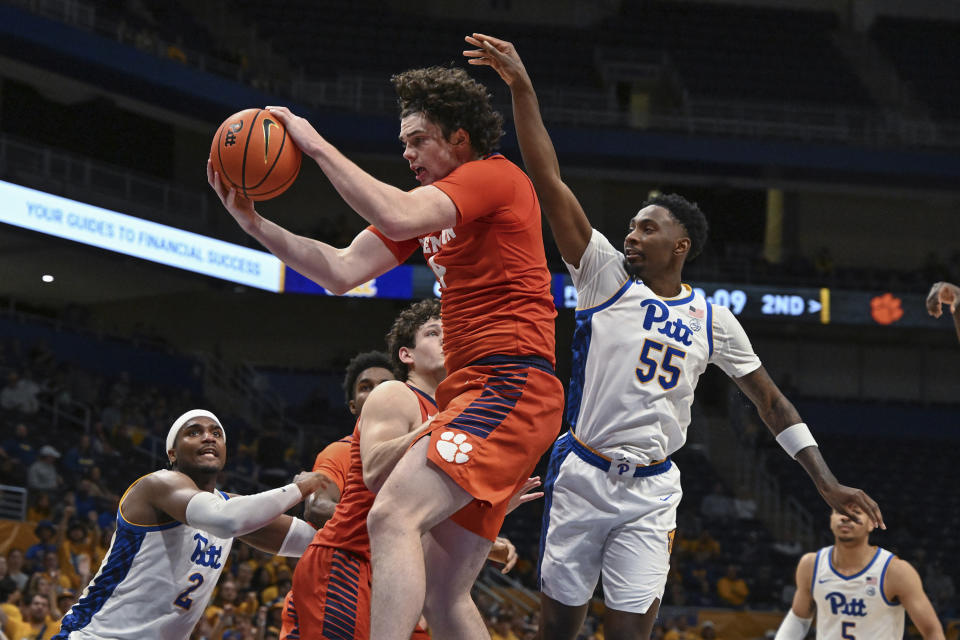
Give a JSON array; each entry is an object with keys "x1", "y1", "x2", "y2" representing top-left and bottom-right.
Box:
[
  {"x1": 290, "y1": 299, "x2": 529, "y2": 640},
  {"x1": 774, "y1": 506, "x2": 944, "y2": 639},
  {"x1": 464, "y1": 34, "x2": 885, "y2": 640},
  {"x1": 926, "y1": 281, "x2": 960, "y2": 343},
  {"x1": 280, "y1": 350, "x2": 394, "y2": 640},
  {"x1": 54, "y1": 410, "x2": 324, "y2": 640},
  {"x1": 209, "y1": 65, "x2": 563, "y2": 640}
]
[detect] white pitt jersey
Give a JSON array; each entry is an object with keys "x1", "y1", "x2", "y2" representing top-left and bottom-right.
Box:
[
  {"x1": 55, "y1": 474, "x2": 234, "y2": 640},
  {"x1": 811, "y1": 546, "x2": 904, "y2": 640},
  {"x1": 565, "y1": 230, "x2": 761, "y2": 462}
]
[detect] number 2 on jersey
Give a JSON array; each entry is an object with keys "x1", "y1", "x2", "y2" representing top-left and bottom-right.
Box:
[
  {"x1": 173, "y1": 573, "x2": 204, "y2": 610},
  {"x1": 635, "y1": 338, "x2": 686, "y2": 390}
]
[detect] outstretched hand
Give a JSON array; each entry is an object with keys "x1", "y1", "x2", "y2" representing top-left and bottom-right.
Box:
[
  {"x1": 207, "y1": 158, "x2": 259, "y2": 233},
  {"x1": 264, "y1": 106, "x2": 323, "y2": 157},
  {"x1": 506, "y1": 476, "x2": 543, "y2": 515},
  {"x1": 819, "y1": 482, "x2": 885, "y2": 530},
  {"x1": 463, "y1": 34, "x2": 530, "y2": 87},
  {"x1": 925, "y1": 281, "x2": 960, "y2": 318},
  {"x1": 489, "y1": 536, "x2": 518, "y2": 574}
]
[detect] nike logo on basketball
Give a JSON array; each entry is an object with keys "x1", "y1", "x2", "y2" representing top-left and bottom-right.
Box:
[{"x1": 262, "y1": 118, "x2": 279, "y2": 163}]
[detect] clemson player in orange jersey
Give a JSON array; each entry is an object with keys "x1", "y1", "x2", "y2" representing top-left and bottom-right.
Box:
[
  {"x1": 210, "y1": 65, "x2": 563, "y2": 640},
  {"x1": 279, "y1": 351, "x2": 394, "y2": 640},
  {"x1": 289, "y1": 299, "x2": 531, "y2": 640}
]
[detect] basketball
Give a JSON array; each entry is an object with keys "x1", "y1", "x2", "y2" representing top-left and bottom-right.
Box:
[{"x1": 209, "y1": 108, "x2": 301, "y2": 201}]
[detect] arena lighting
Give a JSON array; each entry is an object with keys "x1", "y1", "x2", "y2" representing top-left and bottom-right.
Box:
[
  {"x1": 41, "y1": 274, "x2": 54, "y2": 283},
  {"x1": 0, "y1": 179, "x2": 284, "y2": 292}
]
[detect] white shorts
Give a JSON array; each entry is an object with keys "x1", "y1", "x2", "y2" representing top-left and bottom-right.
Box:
[{"x1": 538, "y1": 432, "x2": 681, "y2": 614}]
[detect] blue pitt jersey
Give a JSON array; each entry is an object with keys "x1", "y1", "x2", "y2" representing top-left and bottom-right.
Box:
[
  {"x1": 812, "y1": 546, "x2": 904, "y2": 640},
  {"x1": 564, "y1": 230, "x2": 761, "y2": 462},
  {"x1": 55, "y1": 474, "x2": 234, "y2": 640}
]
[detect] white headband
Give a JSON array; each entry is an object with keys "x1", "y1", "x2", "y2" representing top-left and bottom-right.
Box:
[{"x1": 167, "y1": 409, "x2": 224, "y2": 453}]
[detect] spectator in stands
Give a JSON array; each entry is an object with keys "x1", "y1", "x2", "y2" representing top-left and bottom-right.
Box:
[
  {"x1": 24, "y1": 522, "x2": 57, "y2": 571},
  {"x1": 27, "y1": 445, "x2": 62, "y2": 494},
  {"x1": 698, "y1": 620, "x2": 718, "y2": 639},
  {"x1": 716, "y1": 564, "x2": 749, "y2": 608},
  {"x1": 39, "y1": 550, "x2": 72, "y2": 594},
  {"x1": 5, "y1": 550, "x2": 27, "y2": 591},
  {"x1": 14, "y1": 592, "x2": 60, "y2": 639},
  {"x1": 700, "y1": 483, "x2": 737, "y2": 523},
  {"x1": 685, "y1": 560, "x2": 715, "y2": 607},
  {"x1": 77, "y1": 466, "x2": 118, "y2": 513},
  {"x1": 26, "y1": 492, "x2": 53, "y2": 522},
  {"x1": 1, "y1": 423, "x2": 37, "y2": 466},
  {"x1": 0, "y1": 371, "x2": 41, "y2": 414},
  {"x1": 0, "y1": 577, "x2": 23, "y2": 639},
  {"x1": 663, "y1": 616, "x2": 695, "y2": 640},
  {"x1": 680, "y1": 529, "x2": 722, "y2": 559},
  {"x1": 63, "y1": 435, "x2": 99, "y2": 481},
  {"x1": 926, "y1": 281, "x2": 960, "y2": 343},
  {"x1": 57, "y1": 506, "x2": 99, "y2": 590},
  {"x1": 489, "y1": 616, "x2": 522, "y2": 640}
]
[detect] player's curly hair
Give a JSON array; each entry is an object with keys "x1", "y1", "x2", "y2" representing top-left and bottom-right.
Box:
[
  {"x1": 385, "y1": 298, "x2": 442, "y2": 382},
  {"x1": 643, "y1": 193, "x2": 710, "y2": 261},
  {"x1": 392, "y1": 66, "x2": 504, "y2": 157},
  {"x1": 342, "y1": 351, "x2": 392, "y2": 407}
]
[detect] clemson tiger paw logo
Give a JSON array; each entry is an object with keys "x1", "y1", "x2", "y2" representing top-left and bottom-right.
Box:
[
  {"x1": 870, "y1": 292, "x2": 903, "y2": 325},
  {"x1": 436, "y1": 431, "x2": 472, "y2": 464}
]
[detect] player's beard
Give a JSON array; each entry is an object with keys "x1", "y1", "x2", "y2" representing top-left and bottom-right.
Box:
[{"x1": 623, "y1": 257, "x2": 644, "y2": 281}]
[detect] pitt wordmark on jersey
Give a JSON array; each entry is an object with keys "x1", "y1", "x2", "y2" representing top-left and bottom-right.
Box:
[
  {"x1": 54, "y1": 475, "x2": 234, "y2": 640},
  {"x1": 566, "y1": 229, "x2": 761, "y2": 461},
  {"x1": 811, "y1": 546, "x2": 904, "y2": 640}
]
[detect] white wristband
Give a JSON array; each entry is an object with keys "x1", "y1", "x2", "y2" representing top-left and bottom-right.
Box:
[
  {"x1": 776, "y1": 423, "x2": 817, "y2": 459},
  {"x1": 774, "y1": 610, "x2": 812, "y2": 640},
  {"x1": 278, "y1": 517, "x2": 317, "y2": 557}
]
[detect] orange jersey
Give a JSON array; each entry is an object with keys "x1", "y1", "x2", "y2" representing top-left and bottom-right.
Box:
[
  {"x1": 312, "y1": 384, "x2": 438, "y2": 559},
  {"x1": 370, "y1": 154, "x2": 556, "y2": 373},
  {"x1": 312, "y1": 436, "x2": 352, "y2": 493}
]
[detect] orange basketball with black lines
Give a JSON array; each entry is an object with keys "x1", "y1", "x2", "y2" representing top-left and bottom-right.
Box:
[{"x1": 210, "y1": 108, "x2": 301, "y2": 201}]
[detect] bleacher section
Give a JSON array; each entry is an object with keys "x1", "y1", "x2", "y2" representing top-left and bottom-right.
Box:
[
  {"x1": 871, "y1": 16, "x2": 960, "y2": 121},
  {"x1": 604, "y1": 2, "x2": 873, "y2": 107}
]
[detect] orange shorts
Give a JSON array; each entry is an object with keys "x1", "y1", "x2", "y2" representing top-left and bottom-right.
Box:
[
  {"x1": 291, "y1": 544, "x2": 431, "y2": 640},
  {"x1": 279, "y1": 590, "x2": 299, "y2": 640},
  {"x1": 427, "y1": 356, "x2": 564, "y2": 541}
]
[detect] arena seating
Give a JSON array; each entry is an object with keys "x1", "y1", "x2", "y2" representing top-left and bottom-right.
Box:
[{"x1": 871, "y1": 16, "x2": 960, "y2": 121}]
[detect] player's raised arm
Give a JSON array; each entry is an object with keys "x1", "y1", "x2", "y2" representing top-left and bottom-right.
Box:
[
  {"x1": 260, "y1": 107, "x2": 459, "y2": 240},
  {"x1": 732, "y1": 366, "x2": 885, "y2": 530},
  {"x1": 926, "y1": 281, "x2": 960, "y2": 343},
  {"x1": 358, "y1": 381, "x2": 434, "y2": 492},
  {"x1": 208, "y1": 160, "x2": 398, "y2": 295},
  {"x1": 774, "y1": 553, "x2": 815, "y2": 640},
  {"x1": 886, "y1": 558, "x2": 946, "y2": 639},
  {"x1": 464, "y1": 33, "x2": 592, "y2": 266}
]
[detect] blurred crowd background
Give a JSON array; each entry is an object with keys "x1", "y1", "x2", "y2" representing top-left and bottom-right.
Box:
[{"x1": 0, "y1": 0, "x2": 959, "y2": 638}]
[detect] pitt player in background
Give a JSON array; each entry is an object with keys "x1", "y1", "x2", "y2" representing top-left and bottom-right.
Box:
[
  {"x1": 775, "y1": 506, "x2": 944, "y2": 639},
  {"x1": 54, "y1": 410, "x2": 324, "y2": 640},
  {"x1": 465, "y1": 33, "x2": 885, "y2": 640}
]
